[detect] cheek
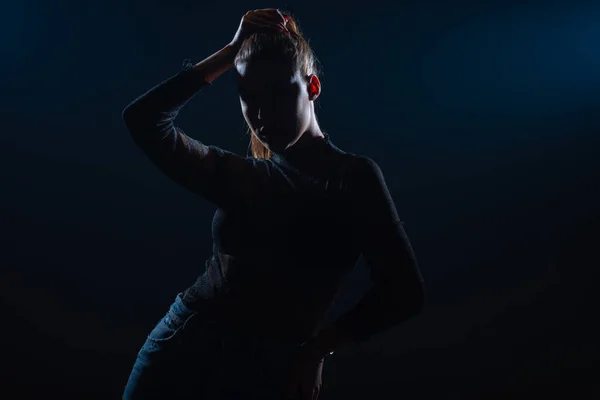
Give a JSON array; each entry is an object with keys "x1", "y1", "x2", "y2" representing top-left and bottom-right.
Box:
[
  {"x1": 269, "y1": 97, "x2": 302, "y2": 131},
  {"x1": 240, "y1": 100, "x2": 251, "y2": 122},
  {"x1": 295, "y1": 97, "x2": 311, "y2": 126},
  {"x1": 286, "y1": 91, "x2": 307, "y2": 120}
]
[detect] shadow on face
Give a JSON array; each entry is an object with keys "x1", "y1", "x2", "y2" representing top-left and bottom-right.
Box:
[{"x1": 235, "y1": 57, "x2": 312, "y2": 153}]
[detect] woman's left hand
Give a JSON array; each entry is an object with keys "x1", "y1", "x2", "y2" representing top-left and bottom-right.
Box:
[{"x1": 283, "y1": 342, "x2": 326, "y2": 400}]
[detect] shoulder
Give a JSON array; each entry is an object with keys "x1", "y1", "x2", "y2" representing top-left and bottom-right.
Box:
[
  {"x1": 206, "y1": 144, "x2": 268, "y2": 166},
  {"x1": 343, "y1": 153, "x2": 386, "y2": 186},
  {"x1": 201, "y1": 144, "x2": 275, "y2": 181},
  {"x1": 343, "y1": 154, "x2": 400, "y2": 222}
]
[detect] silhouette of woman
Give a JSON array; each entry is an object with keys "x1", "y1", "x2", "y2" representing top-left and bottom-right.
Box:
[{"x1": 121, "y1": 8, "x2": 425, "y2": 400}]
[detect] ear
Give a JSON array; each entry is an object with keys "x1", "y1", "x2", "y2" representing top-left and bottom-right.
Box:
[{"x1": 307, "y1": 74, "x2": 321, "y2": 101}]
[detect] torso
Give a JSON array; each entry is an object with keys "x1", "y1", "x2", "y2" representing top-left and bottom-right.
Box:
[{"x1": 183, "y1": 139, "x2": 363, "y2": 343}]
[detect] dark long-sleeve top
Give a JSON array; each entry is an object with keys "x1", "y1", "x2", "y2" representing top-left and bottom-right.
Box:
[{"x1": 122, "y1": 60, "x2": 425, "y2": 345}]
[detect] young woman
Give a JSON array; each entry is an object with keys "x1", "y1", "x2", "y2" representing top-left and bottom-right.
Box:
[{"x1": 121, "y1": 8, "x2": 425, "y2": 400}]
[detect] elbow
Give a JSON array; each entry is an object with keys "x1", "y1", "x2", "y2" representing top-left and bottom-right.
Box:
[
  {"x1": 409, "y1": 283, "x2": 426, "y2": 316},
  {"x1": 122, "y1": 103, "x2": 140, "y2": 130},
  {"x1": 401, "y1": 280, "x2": 425, "y2": 317},
  {"x1": 122, "y1": 100, "x2": 171, "y2": 136},
  {"x1": 387, "y1": 278, "x2": 426, "y2": 317},
  {"x1": 122, "y1": 102, "x2": 153, "y2": 139},
  {"x1": 400, "y1": 267, "x2": 426, "y2": 316},
  {"x1": 121, "y1": 104, "x2": 132, "y2": 123}
]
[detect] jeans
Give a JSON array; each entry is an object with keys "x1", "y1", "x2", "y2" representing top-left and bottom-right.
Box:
[{"x1": 122, "y1": 292, "x2": 302, "y2": 399}]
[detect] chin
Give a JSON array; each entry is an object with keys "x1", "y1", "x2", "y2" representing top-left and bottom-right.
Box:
[
  {"x1": 264, "y1": 141, "x2": 288, "y2": 153},
  {"x1": 260, "y1": 135, "x2": 293, "y2": 153}
]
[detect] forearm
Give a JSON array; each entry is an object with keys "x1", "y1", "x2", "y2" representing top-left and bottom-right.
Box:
[
  {"x1": 308, "y1": 245, "x2": 425, "y2": 355},
  {"x1": 192, "y1": 43, "x2": 240, "y2": 83},
  {"x1": 304, "y1": 324, "x2": 354, "y2": 358},
  {"x1": 122, "y1": 44, "x2": 239, "y2": 130},
  {"x1": 303, "y1": 289, "x2": 423, "y2": 359},
  {"x1": 302, "y1": 285, "x2": 424, "y2": 359},
  {"x1": 120, "y1": 45, "x2": 241, "y2": 201},
  {"x1": 332, "y1": 280, "x2": 425, "y2": 344}
]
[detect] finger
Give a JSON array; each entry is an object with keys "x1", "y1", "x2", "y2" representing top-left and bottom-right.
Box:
[
  {"x1": 249, "y1": 13, "x2": 286, "y2": 28},
  {"x1": 247, "y1": 21, "x2": 285, "y2": 33},
  {"x1": 247, "y1": 11, "x2": 285, "y2": 26},
  {"x1": 249, "y1": 22, "x2": 288, "y2": 35},
  {"x1": 313, "y1": 387, "x2": 320, "y2": 400},
  {"x1": 276, "y1": 9, "x2": 289, "y2": 25},
  {"x1": 252, "y1": 9, "x2": 281, "y2": 20},
  {"x1": 249, "y1": 14, "x2": 284, "y2": 28},
  {"x1": 253, "y1": 9, "x2": 287, "y2": 24}
]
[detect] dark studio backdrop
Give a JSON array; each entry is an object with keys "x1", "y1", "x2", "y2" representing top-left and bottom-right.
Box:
[{"x1": 1, "y1": 0, "x2": 599, "y2": 398}]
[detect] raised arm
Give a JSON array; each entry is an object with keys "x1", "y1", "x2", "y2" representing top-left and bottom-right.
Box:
[
  {"x1": 121, "y1": 44, "x2": 247, "y2": 207},
  {"x1": 122, "y1": 10, "x2": 293, "y2": 208}
]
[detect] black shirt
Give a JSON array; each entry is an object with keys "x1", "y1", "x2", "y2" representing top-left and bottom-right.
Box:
[{"x1": 122, "y1": 60, "x2": 425, "y2": 345}]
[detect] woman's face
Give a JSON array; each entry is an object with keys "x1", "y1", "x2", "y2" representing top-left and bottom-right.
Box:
[{"x1": 235, "y1": 58, "x2": 317, "y2": 153}]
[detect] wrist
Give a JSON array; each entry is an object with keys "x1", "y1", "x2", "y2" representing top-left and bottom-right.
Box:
[
  {"x1": 226, "y1": 40, "x2": 243, "y2": 53},
  {"x1": 306, "y1": 325, "x2": 352, "y2": 358},
  {"x1": 192, "y1": 44, "x2": 239, "y2": 84}
]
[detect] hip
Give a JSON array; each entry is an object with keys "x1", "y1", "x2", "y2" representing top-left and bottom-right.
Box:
[{"x1": 123, "y1": 292, "x2": 302, "y2": 399}]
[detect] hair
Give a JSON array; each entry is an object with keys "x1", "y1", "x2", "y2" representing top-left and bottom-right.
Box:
[{"x1": 234, "y1": 12, "x2": 322, "y2": 160}]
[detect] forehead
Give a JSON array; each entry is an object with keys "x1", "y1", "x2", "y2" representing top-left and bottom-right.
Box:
[{"x1": 235, "y1": 58, "x2": 298, "y2": 87}]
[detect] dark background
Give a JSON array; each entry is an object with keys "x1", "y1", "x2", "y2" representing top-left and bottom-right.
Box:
[{"x1": 1, "y1": 0, "x2": 599, "y2": 398}]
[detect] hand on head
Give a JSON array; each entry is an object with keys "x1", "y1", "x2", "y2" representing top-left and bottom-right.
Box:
[{"x1": 230, "y1": 8, "x2": 291, "y2": 48}]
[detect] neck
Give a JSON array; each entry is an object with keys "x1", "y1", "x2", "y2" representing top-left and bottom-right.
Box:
[
  {"x1": 273, "y1": 118, "x2": 331, "y2": 173},
  {"x1": 281, "y1": 110, "x2": 325, "y2": 152},
  {"x1": 283, "y1": 116, "x2": 324, "y2": 150},
  {"x1": 304, "y1": 114, "x2": 325, "y2": 141}
]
